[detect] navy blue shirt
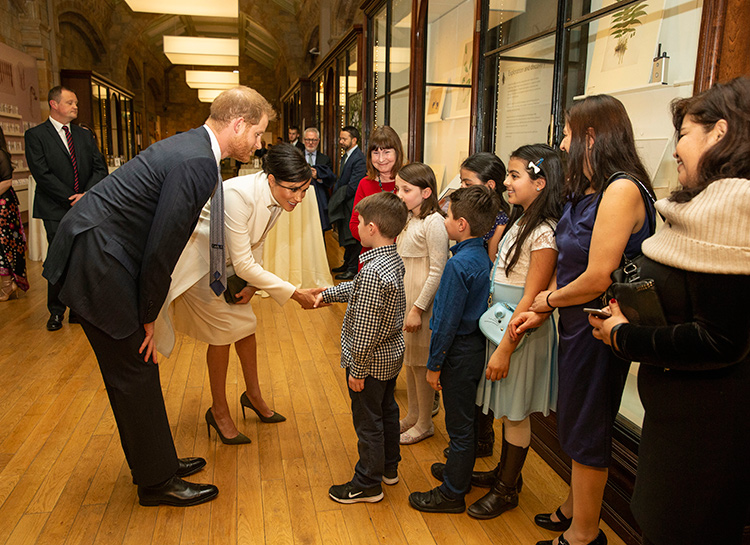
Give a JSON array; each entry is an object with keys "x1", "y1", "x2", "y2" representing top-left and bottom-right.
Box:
[{"x1": 427, "y1": 237, "x2": 492, "y2": 371}]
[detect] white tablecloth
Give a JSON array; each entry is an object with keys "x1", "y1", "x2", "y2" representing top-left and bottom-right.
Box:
[{"x1": 261, "y1": 184, "x2": 333, "y2": 289}]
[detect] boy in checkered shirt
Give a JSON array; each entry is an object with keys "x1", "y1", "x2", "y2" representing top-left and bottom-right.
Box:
[{"x1": 315, "y1": 191, "x2": 408, "y2": 504}]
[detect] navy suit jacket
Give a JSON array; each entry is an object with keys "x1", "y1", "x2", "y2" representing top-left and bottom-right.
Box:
[
  {"x1": 329, "y1": 146, "x2": 366, "y2": 246},
  {"x1": 43, "y1": 127, "x2": 218, "y2": 339},
  {"x1": 25, "y1": 119, "x2": 108, "y2": 221}
]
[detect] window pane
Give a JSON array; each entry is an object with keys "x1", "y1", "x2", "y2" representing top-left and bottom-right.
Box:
[
  {"x1": 372, "y1": 6, "x2": 387, "y2": 100},
  {"x1": 390, "y1": 0, "x2": 412, "y2": 90},
  {"x1": 389, "y1": 89, "x2": 409, "y2": 145},
  {"x1": 426, "y1": 0, "x2": 474, "y2": 85},
  {"x1": 374, "y1": 96, "x2": 386, "y2": 129},
  {"x1": 486, "y1": 0, "x2": 557, "y2": 50},
  {"x1": 490, "y1": 34, "x2": 555, "y2": 161}
]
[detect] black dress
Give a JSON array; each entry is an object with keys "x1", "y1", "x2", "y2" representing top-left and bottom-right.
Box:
[
  {"x1": 615, "y1": 257, "x2": 750, "y2": 545},
  {"x1": 0, "y1": 149, "x2": 28, "y2": 291}
]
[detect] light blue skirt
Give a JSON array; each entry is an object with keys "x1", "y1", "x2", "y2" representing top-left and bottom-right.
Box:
[{"x1": 475, "y1": 282, "x2": 558, "y2": 421}]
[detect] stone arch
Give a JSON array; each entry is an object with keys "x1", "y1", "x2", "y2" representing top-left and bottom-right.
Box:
[
  {"x1": 57, "y1": 11, "x2": 107, "y2": 64},
  {"x1": 147, "y1": 77, "x2": 162, "y2": 103},
  {"x1": 126, "y1": 58, "x2": 141, "y2": 91}
]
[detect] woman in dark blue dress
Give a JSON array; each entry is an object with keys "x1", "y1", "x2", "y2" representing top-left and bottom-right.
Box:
[{"x1": 512, "y1": 95, "x2": 655, "y2": 545}]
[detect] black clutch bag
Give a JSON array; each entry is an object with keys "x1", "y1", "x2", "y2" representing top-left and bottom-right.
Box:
[
  {"x1": 223, "y1": 274, "x2": 248, "y2": 304},
  {"x1": 606, "y1": 255, "x2": 667, "y2": 326}
]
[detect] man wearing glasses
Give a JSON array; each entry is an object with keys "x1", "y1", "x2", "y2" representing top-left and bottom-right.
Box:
[{"x1": 302, "y1": 127, "x2": 335, "y2": 231}]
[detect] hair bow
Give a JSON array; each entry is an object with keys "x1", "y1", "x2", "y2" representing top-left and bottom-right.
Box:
[{"x1": 528, "y1": 158, "x2": 544, "y2": 175}]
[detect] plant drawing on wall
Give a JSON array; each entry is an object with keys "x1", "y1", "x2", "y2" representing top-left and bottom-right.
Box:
[{"x1": 610, "y1": 1, "x2": 649, "y2": 63}]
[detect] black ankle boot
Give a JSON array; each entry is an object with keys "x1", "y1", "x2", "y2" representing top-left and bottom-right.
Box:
[
  {"x1": 471, "y1": 425, "x2": 523, "y2": 491},
  {"x1": 467, "y1": 437, "x2": 528, "y2": 520}
]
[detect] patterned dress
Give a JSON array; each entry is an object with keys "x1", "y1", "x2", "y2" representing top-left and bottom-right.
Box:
[{"x1": 0, "y1": 149, "x2": 28, "y2": 291}]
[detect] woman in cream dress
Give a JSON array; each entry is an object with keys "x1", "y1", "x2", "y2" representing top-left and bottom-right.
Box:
[{"x1": 156, "y1": 144, "x2": 318, "y2": 443}]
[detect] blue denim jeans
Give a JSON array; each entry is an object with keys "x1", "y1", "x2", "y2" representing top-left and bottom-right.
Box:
[
  {"x1": 347, "y1": 370, "x2": 401, "y2": 488},
  {"x1": 439, "y1": 330, "x2": 486, "y2": 499}
]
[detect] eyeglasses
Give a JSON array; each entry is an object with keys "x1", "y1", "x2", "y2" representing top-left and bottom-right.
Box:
[
  {"x1": 275, "y1": 180, "x2": 310, "y2": 193},
  {"x1": 303, "y1": 138, "x2": 319, "y2": 143}
]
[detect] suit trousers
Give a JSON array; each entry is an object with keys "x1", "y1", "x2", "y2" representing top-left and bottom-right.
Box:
[
  {"x1": 80, "y1": 318, "x2": 179, "y2": 486},
  {"x1": 43, "y1": 220, "x2": 66, "y2": 315},
  {"x1": 347, "y1": 370, "x2": 401, "y2": 489},
  {"x1": 440, "y1": 330, "x2": 486, "y2": 499},
  {"x1": 343, "y1": 242, "x2": 362, "y2": 273}
]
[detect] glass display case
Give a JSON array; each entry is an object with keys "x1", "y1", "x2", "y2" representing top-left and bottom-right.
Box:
[
  {"x1": 422, "y1": 0, "x2": 476, "y2": 191},
  {"x1": 364, "y1": 0, "x2": 412, "y2": 146},
  {"x1": 61, "y1": 70, "x2": 137, "y2": 163}
]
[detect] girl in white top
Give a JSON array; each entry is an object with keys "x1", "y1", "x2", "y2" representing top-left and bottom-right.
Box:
[
  {"x1": 395, "y1": 163, "x2": 450, "y2": 445},
  {"x1": 468, "y1": 144, "x2": 564, "y2": 520}
]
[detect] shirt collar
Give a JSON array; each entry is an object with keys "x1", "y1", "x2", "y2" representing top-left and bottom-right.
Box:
[
  {"x1": 202, "y1": 124, "x2": 222, "y2": 167},
  {"x1": 450, "y1": 237, "x2": 483, "y2": 256},
  {"x1": 49, "y1": 116, "x2": 68, "y2": 133},
  {"x1": 359, "y1": 243, "x2": 397, "y2": 264},
  {"x1": 345, "y1": 145, "x2": 358, "y2": 158}
]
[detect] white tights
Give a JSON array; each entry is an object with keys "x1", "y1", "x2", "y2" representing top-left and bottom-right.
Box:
[{"x1": 400, "y1": 365, "x2": 435, "y2": 435}]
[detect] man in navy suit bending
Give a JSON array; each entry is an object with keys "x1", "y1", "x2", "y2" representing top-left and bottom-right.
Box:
[
  {"x1": 43, "y1": 86, "x2": 277, "y2": 507},
  {"x1": 25, "y1": 86, "x2": 108, "y2": 331}
]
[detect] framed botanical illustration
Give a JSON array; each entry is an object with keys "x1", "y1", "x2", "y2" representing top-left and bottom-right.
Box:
[
  {"x1": 585, "y1": 0, "x2": 666, "y2": 95},
  {"x1": 425, "y1": 86, "x2": 446, "y2": 123}
]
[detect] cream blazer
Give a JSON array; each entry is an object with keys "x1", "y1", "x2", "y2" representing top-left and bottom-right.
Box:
[{"x1": 155, "y1": 171, "x2": 296, "y2": 356}]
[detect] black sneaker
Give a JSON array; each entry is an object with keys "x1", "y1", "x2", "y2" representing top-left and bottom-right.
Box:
[
  {"x1": 329, "y1": 481, "x2": 384, "y2": 504},
  {"x1": 382, "y1": 469, "x2": 399, "y2": 485},
  {"x1": 408, "y1": 486, "x2": 465, "y2": 513}
]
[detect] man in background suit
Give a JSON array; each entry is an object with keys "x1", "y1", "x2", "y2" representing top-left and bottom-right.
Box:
[
  {"x1": 25, "y1": 86, "x2": 108, "y2": 331},
  {"x1": 43, "y1": 87, "x2": 303, "y2": 507},
  {"x1": 302, "y1": 127, "x2": 335, "y2": 231},
  {"x1": 287, "y1": 126, "x2": 305, "y2": 151},
  {"x1": 328, "y1": 125, "x2": 367, "y2": 280}
]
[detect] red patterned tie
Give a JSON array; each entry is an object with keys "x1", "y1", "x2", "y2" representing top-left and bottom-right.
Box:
[{"x1": 62, "y1": 125, "x2": 80, "y2": 193}]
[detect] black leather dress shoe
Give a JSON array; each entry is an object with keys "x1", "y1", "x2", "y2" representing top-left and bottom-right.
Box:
[
  {"x1": 46, "y1": 314, "x2": 64, "y2": 331},
  {"x1": 408, "y1": 486, "x2": 465, "y2": 513},
  {"x1": 176, "y1": 457, "x2": 207, "y2": 478},
  {"x1": 332, "y1": 264, "x2": 348, "y2": 273},
  {"x1": 137, "y1": 475, "x2": 218, "y2": 507},
  {"x1": 335, "y1": 271, "x2": 356, "y2": 280}
]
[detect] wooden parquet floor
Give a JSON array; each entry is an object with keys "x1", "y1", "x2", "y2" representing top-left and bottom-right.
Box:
[{"x1": 0, "y1": 254, "x2": 626, "y2": 545}]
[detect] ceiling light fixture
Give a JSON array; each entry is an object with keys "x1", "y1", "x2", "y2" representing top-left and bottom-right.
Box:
[
  {"x1": 185, "y1": 70, "x2": 240, "y2": 89},
  {"x1": 197, "y1": 89, "x2": 225, "y2": 103},
  {"x1": 163, "y1": 36, "x2": 239, "y2": 66},
  {"x1": 124, "y1": 0, "x2": 238, "y2": 18}
]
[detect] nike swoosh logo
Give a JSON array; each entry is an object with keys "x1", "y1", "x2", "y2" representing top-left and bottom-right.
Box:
[{"x1": 348, "y1": 491, "x2": 363, "y2": 498}]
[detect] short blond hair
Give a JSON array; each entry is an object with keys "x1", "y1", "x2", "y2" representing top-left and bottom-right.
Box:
[{"x1": 209, "y1": 86, "x2": 276, "y2": 127}]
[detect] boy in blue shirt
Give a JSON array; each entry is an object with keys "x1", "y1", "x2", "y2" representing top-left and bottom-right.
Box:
[
  {"x1": 408, "y1": 185, "x2": 501, "y2": 513},
  {"x1": 317, "y1": 191, "x2": 409, "y2": 504}
]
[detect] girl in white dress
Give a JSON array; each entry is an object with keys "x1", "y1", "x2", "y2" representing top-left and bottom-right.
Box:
[
  {"x1": 468, "y1": 144, "x2": 564, "y2": 519},
  {"x1": 395, "y1": 163, "x2": 450, "y2": 444}
]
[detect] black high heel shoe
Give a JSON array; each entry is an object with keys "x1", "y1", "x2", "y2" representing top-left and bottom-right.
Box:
[
  {"x1": 535, "y1": 506, "x2": 573, "y2": 532},
  {"x1": 240, "y1": 392, "x2": 286, "y2": 423},
  {"x1": 205, "y1": 408, "x2": 252, "y2": 445},
  {"x1": 536, "y1": 529, "x2": 606, "y2": 545}
]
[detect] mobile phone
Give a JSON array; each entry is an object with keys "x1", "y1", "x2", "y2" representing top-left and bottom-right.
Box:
[{"x1": 583, "y1": 307, "x2": 612, "y2": 319}]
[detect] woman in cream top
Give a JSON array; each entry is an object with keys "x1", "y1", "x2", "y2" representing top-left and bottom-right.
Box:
[{"x1": 156, "y1": 144, "x2": 317, "y2": 443}]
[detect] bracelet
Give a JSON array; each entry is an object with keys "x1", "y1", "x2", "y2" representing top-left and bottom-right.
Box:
[
  {"x1": 545, "y1": 291, "x2": 556, "y2": 309},
  {"x1": 610, "y1": 323, "x2": 626, "y2": 352}
]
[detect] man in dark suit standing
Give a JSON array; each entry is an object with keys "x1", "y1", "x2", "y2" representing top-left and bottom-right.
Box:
[
  {"x1": 302, "y1": 127, "x2": 335, "y2": 231},
  {"x1": 328, "y1": 125, "x2": 367, "y2": 280},
  {"x1": 287, "y1": 126, "x2": 305, "y2": 151},
  {"x1": 43, "y1": 86, "x2": 294, "y2": 507},
  {"x1": 25, "y1": 86, "x2": 108, "y2": 331}
]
